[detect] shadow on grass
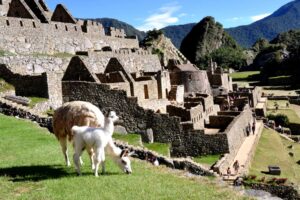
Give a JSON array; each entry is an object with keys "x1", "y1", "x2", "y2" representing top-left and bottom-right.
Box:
[
  {"x1": 0, "y1": 165, "x2": 124, "y2": 182},
  {"x1": 0, "y1": 165, "x2": 71, "y2": 182},
  {"x1": 261, "y1": 171, "x2": 270, "y2": 175}
]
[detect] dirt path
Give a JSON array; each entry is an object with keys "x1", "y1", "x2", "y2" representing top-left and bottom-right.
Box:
[{"x1": 225, "y1": 120, "x2": 264, "y2": 178}]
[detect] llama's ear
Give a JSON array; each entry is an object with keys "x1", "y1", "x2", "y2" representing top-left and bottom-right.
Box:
[{"x1": 120, "y1": 149, "x2": 129, "y2": 158}]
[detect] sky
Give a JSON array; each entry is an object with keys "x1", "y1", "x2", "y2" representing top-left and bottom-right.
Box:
[{"x1": 46, "y1": 0, "x2": 293, "y2": 31}]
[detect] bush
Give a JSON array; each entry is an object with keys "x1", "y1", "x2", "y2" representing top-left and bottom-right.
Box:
[{"x1": 267, "y1": 114, "x2": 290, "y2": 126}]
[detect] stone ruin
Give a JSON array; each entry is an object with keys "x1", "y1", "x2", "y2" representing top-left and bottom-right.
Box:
[{"x1": 0, "y1": 0, "x2": 265, "y2": 174}]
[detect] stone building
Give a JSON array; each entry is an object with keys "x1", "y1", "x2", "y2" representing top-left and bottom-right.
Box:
[
  {"x1": 207, "y1": 60, "x2": 233, "y2": 96},
  {"x1": 168, "y1": 59, "x2": 212, "y2": 95}
]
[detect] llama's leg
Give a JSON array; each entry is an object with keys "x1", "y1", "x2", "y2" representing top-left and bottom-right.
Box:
[
  {"x1": 94, "y1": 149, "x2": 103, "y2": 177},
  {"x1": 73, "y1": 141, "x2": 84, "y2": 166},
  {"x1": 73, "y1": 151, "x2": 82, "y2": 175},
  {"x1": 59, "y1": 138, "x2": 70, "y2": 166},
  {"x1": 87, "y1": 148, "x2": 95, "y2": 170},
  {"x1": 101, "y1": 150, "x2": 106, "y2": 175}
]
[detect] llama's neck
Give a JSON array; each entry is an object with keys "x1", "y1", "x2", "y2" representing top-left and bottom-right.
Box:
[
  {"x1": 106, "y1": 139, "x2": 122, "y2": 158},
  {"x1": 103, "y1": 118, "x2": 114, "y2": 136}
]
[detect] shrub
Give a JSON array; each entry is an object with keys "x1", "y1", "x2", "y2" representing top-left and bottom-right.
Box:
[{"x1": 267, "y1": 114, "x2": 290, "y2": 127}]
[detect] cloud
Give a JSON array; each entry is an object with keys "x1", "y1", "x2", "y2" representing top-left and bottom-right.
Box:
[
  {"x1": 178, "y1": 13, "x2": 187, "y2": 18},
  {"x1": 250, "y1": 13, "x2": 271, "y2": 22},
  {"x1": 226, "y1": 17, "x2": 244, "y2": 22},
  {"x1": 137, "y1": 4, "x2": 181, "y2": 31}
]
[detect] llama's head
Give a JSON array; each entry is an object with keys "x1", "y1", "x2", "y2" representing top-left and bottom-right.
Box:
[
  {"x1": 117, "y1": 149, "x2": 133, "y2": 174},
  {"x1": 107, "y1": 111, "x2": 119, "y2": 123}
]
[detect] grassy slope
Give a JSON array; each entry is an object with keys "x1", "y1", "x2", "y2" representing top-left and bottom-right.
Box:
[
  {"x1": 229, "y1": 71, "x2": 260, "y2": 81},
  {"x1": 0, "y1": 114, "x2": 249, "y2": 200},
  {"x1": 249, "y1": 128, "x2": 300, "y2": 185},
  {"x1": 0, "y1": 78, "x2": 14, "y2": 93}
]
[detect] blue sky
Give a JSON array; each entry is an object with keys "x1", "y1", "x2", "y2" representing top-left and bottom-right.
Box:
[{"x1": 46, "y1": 0, "x2": 293, "y2": 31}]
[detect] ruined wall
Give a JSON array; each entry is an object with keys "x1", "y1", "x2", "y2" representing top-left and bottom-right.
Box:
[
  {"x1": 167, "y1": 105, "x2": 191, "y2": 121},
  {"x1": 181, "y1": 129, "x2": 229, "y2": 157},
  {"x1": 0, "y1": 0, "x2": 10, "y2": 16},
  {"x1": 157, "y1": 70, "x2": 171, "y2": 99},
  {"x1": 190, "y1": 104, "x2": 205, "y2": 130},
  {"x1": 62, "y1": 81, "x2": 185, "y2": 156},
  {"x1": 0, "y1": 64, "x2": 48, "y2": 97},
  {"x1": 46, "y1": 71, "x2": 63, "y2": 108},
  {"x1": 81, "y1": 51, "x2": 161, "y2": 74},
  {"x1": 214, "y1": 107, "x2": 254, "y2": 173},
  {"x1": 138, "y1": 99, "x2": 170, "y2": 113},
  {"x1": 62, "y1": 81, "x2": 234, "y2": 157},
  {"x1": 0, "y1": 17, "x2": 139, "y2": 54},
  {"x1": 208, "y1": 115, "x2": 235, "y2": 130},
  {"x1": 170, "y1": 71, "x2": 212, "y2": 95},
  {"x1": 0, "y1": 55, "x2": 70, "y2": 75}
]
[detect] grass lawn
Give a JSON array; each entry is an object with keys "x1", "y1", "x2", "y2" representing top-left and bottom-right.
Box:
[
  {"x1": 28, "y1": 97, "x2": 48, "y2": 108},
  {"x1": 144, "y1": 143, "x2": 170, "y2": 157},
  {"x1": 229, "y1": 71, "x2": 260, "y2": 82},
  {"x1": 249, "y1": 128, "x2": 300, "y2": 185},
  {"x1": 113, "y1": 133, "x2": 170, "y2": 157},
  {"x1": 113, "y1": 133, "x2": 142, "y2": 146},
  {"x1": 194, "y1": 155, "x2": 222, "y2": 166},
  {"x1": 0, "y1": 114, "x2": 249, "y2": 200}
]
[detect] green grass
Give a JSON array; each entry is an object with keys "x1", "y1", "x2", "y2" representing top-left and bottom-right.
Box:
[
  {"x1": 0, "y1": 78, "x2": 14, "y2": 93},
  {"x1": 28, "y1": 97, "x2": 48, "y2": 108},
  {"x1": 144, "y1": 143, "x2": 170, "y2": 157},
  {"x1": 113, "y1": 133, "x2": 142, "y2": 146},
  {"x1": 249, "y1": 128, "x2": 300, "y2": 185},
  {"x1": 194, "y1": 155, "x2": 222, "y2": 166},
  {"x1": 0, "y1": 114, "x2": 249, "y2": 200},
  {"x1": 0, "y1": 49, "x2": 15, "y2": 57},
  {"x1": 229, "y1": 71, "x2": 260, "y2": 82},
  {"x1": 267, "y1": 100, "x2": 300, "y2": 134},
  {"x1": 113, "y1": 133, "x2": 170, "y2": 156}
]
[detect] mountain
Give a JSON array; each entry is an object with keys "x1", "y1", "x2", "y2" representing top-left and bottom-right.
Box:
[
  {"x1": 90, "y1": 18, "x2": 146, "y2": 41},
  {"x1": 141, "y1": 29, "x2": 188, "y2": 66},
  {"x1": 163, "y1": 0, "x2": 300, "y2": 48},
  {"x1": 161, "y1": 23, "x2": 195, "y2": 49},
  {"x1": 226, "y1": 0, "x2": 300, "y2": 47},
  {"x1": 180, "y1": 17, "x2": 246, "y2": 70}
]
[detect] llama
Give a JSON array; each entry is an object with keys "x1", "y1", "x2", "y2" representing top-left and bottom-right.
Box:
[
  {"x1": 53, "y1": 101, "x2": 104, "y2": 166},
  {"x1": 72, "y1": 111, "x2": 133, "y2": 176}
]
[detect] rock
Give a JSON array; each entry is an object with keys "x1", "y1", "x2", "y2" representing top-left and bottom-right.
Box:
[
  {"x1": 141, "y1": 128, "x2": 154, "y2": 143},
  {"x1": 114, "y1": 125, "x2": 128, "y2": 135}
]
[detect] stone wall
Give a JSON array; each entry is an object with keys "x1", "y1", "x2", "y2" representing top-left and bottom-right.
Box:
[
  {"x1": 208, "y1": 115, "x2": 235, "y2": 130},
  {"x1": 82, "y1": 51, "x2": 162, "y2": 74},
  {"x1": 170, "y1": 71, "x2": 212, "y2": 95},
  {"x1": 62, "y1": 81, "x2": 236, "y2": 157},
  {"x1": 0, "y1": 97, "x2": 52, "y2": 132},
  {"x1": 244, "y1": 183, "x2": 300, "y2": 200},
  {"x1": 180, "y1": 130, "x2": 229, "y2": 157},
  {"x1": 0, "y1": 54, "x2": 70, "y2": 75},
  {"x1": 0, "y1": 17, "x2": 139, "y2": 54},
  {"x1": 0, "y1": 64, "x2": 49, "y2": 97},
  {"x1": 213, "y1": 107, "x2": 254, "y2": 173},
  {"x1": 62, "y1": 81, "x2": 185, "y2": 156}
]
